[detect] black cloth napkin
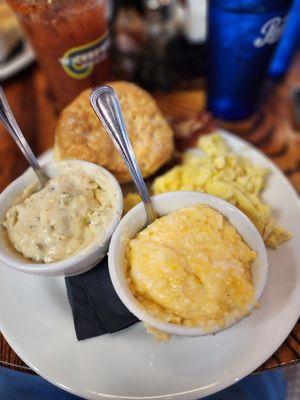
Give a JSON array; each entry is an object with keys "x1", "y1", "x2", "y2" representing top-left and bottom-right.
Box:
[{"x1": 65, "y1": 256, "x2": 139, "y2": 341}]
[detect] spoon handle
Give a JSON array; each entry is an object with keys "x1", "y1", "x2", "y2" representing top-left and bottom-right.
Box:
[
  {"x1": 0, "y1": 87, "x2": 48, "y2": 187},
  {"x1": 90, "y1": 85, "x2": 156, "y2": 224}
]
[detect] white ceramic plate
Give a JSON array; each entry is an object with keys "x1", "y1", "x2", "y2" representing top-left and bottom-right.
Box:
[{"x1": 0, "y1": 130, "x2": 299, "y2": 400}]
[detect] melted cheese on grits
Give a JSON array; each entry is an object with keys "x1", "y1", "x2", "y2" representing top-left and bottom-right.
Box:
[{"x1": 126, "y1": 204, "x2": 256, "y2": 331}]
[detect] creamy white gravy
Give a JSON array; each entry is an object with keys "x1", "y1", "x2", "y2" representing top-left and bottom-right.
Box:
[{"x1": 3, "y1": 172, "x2": 115, "y2": 263}]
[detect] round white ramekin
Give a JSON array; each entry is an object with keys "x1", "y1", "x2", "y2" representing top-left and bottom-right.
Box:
[
  {"x1": 108, "y1": 191, "x2": 268, "y2": 337},
  {"x1": 0, "y1": 160, "x2": 123, "y2": 277}
]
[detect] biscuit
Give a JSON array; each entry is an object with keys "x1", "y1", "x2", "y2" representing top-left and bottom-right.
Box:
[{"x1": 54, "y1": 81, "x2": 174, "y2": 183}]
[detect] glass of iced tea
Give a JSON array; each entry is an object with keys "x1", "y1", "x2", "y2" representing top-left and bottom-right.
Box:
[{"x1": 7, "y1": 0, "x2": 111, "y2": 109}]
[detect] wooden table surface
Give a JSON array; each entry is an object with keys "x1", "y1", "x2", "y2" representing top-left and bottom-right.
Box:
[{"x1": 0, "y1": 54, "x2": 300, "y2": 374}]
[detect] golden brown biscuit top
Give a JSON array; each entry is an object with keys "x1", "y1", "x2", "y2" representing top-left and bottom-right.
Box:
[{"x1": 55, "y1": 81, "x2": 174, "y2": 183}]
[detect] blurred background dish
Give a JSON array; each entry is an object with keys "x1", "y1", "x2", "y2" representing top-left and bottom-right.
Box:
[
  {"x1": 0, "y1": 0, "x2": 22, "y2": 63},
  {"x1": 0, "y1": 41, "x2": 34, "y2": 81},
  {"x1": 0, "y1": 0, "x2": 34, "y2": 80}
]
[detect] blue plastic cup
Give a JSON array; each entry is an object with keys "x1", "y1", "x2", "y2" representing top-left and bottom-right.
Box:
[{"x1": 207, "y1": 0, "x2": 292, "y2": 121}]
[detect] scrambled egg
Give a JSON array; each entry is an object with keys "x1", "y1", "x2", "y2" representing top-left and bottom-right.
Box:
[
  {"x1": 126, "y1": 204, "x2": 256, "y2": 331},
  {"x1": 151, "y1": 134, "x2": 291, "y2": 248}
]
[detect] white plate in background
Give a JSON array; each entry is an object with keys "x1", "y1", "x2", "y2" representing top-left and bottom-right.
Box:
[{"x1": 0, "y1": 41, "x2": 34, "y2": 81}]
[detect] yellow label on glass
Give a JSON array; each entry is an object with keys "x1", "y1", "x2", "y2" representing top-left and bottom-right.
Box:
[{"x1": 59, "y1": 32, "x2": 110, "y2": 80}]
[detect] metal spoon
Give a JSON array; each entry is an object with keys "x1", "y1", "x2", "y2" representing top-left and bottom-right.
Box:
[
  {"x1": 0, "y1": 87, "x2": 49, "y2": 187},
  {"x1": 90, "y1": 85, "x2": 156, "y2": 225}
]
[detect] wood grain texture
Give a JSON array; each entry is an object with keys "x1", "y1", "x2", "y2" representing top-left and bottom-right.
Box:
[{"x1": 0, "y1": 53, "x2": 300, "y2": 374}]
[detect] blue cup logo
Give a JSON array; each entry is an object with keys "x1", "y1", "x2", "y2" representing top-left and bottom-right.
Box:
[
  {"x1": 254, "y1": 16, "x2": 287, "y2": 48},
  {"x1": 60, "y1": 32, "x2": 110, "y2": 79}
]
